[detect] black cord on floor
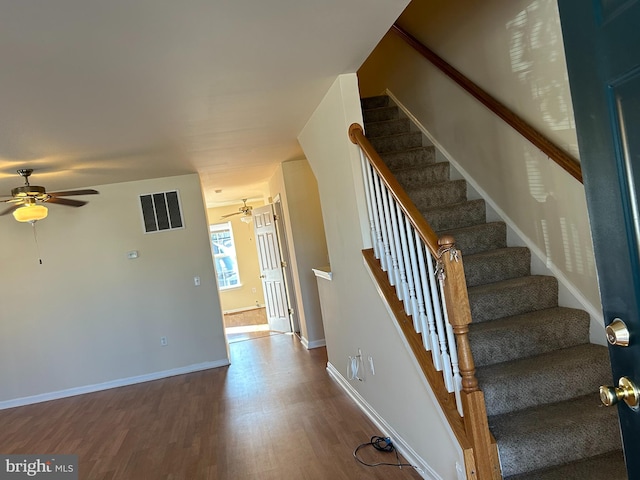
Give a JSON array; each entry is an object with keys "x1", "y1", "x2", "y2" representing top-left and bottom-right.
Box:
[{"x1": 353, "y1": 436, "x2": 416, "y2": 470}]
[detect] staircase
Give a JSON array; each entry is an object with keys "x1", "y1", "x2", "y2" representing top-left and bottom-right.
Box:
[{"x1": 360, "y1": 95, "x2": 627, "y2": 479}]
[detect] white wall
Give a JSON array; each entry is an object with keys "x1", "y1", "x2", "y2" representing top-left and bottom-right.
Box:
[
  {"x1": 358, "y1": 0, "x2": 604, "y2": 340},
  {"x1": 268, "y1": 159, "x2": 328, "y2": 348},
  {"x1": 299, "y1": 74, "x2": 462, "y2": 479},
  {"x1": 0, "y1": 173, "x2": 228, "y2": 407}
]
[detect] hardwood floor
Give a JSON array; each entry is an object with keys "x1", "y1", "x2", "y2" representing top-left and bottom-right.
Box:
[{"x1": 0, "y1": 333, "x2": 423, "y2": 479}]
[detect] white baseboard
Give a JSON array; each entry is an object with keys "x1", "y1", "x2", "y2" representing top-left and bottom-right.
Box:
[
  {"x1": 301, "y1": 337, "x2": 327, "y2": 350},
  {"x1": 223, "y1": 305, "x2": 264, "y2": 314},
  {"x1": 326, "y1": 362, "x2": 441, "y2": 480},
  {"x1": 0, "y1": 359, "x2": 230, "y2": 411}
]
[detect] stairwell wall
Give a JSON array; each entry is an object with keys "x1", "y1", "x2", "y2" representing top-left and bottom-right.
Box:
[
  {"x1": 357, "y1": 0, "x2": 605, "y2": 342},
  {"x1": 299, "y1": 73, "x2": 463, "y2": 479}
]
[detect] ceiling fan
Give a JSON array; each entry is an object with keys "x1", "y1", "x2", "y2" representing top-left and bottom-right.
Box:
[
  {"x1": 221, "y1": 198, "x2": 253, "y2": 220},
  {"x1": 0, "y1": 169, "x2": 99, "y2": 222}
]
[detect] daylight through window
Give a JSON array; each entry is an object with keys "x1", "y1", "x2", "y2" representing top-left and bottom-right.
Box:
[{"x1": 210, "y1": 222, "x2": 240, "y2": 289}]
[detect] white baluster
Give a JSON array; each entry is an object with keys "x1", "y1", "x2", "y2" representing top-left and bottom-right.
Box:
[
  {"x1": 415, "y1": 233, "x2": 438, "y2": 358},
  {"x1": 427, "y1": 252, "x2": 452, "y2": 386},
  {"x1": 405, "y1": 221, "x2": 426, "y2": 336},
  {"x1": 396, "y1": 204, "x2": 417, "y2": 321},
  {"x1": 359, "y1": 151, "x2": 378, "y2": 259},
  {"x1": 374, "y1": 173, "x2": 393, "y2": 280},
  {"x1": 367, "y1": 166, "x2": 385, "y2": 266},
  {"x1": 386, "y1": 189, "x2": 407, "y2": 302},
  {"x1": 380, "y1": 182, "x2": 400, "y2": 288},
  {"x1": 440, "y1": 282, "x2": 463, "y2": 415}
]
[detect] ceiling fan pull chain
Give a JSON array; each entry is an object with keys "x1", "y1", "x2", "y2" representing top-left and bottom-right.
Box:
[{"x1": 31, "y1": 221, "x2": 43, "y2": 265}]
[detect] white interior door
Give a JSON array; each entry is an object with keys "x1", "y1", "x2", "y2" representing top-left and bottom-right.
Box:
[{"x1": 253, "y1": 204, "x2": 292, "y2": 332}]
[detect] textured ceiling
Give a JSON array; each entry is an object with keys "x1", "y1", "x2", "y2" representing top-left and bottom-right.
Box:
[{"x1": 0, "y1": 0, "x2": 409, "y2": 207}]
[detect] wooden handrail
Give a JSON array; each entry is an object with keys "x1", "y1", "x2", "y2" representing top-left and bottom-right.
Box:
[
  {"x1": 349, "y1": 123, "x2": 440, "y2": 256},
  {"x1": 391, "y1": 23, "x2": 583, "y2": 184}
]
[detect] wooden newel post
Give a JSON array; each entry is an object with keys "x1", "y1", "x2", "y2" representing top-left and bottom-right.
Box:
[
  {"x1": 437, "y1": 235, "x2": 478, "y2": 392},
  {"x1": 438, "y1": 235, "x2": 502, "y2": 480}
]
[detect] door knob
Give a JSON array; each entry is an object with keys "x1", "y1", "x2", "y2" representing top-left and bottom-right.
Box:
[
  {"x1": 259, "y1": 275, "x2": 266, "y2": 279},
  {"x1": 600, "y1": 376, "x2": 640, "y2": 410},
  {"x1": 606, "y1": 318, "x2": 630, "y2": 346}
]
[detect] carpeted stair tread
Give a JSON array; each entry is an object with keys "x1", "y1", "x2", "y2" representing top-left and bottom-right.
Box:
[
  {"x1": 369, "y1": 131, "x2": 423, "y2": 153},
  {"x1": 468, "y1": 275, "x2": 558, "y2": 323},
  {"x1": 363, "y1": 105, "x2": 399, "y2": 123},
  {"x1": 490, "y1": 394, "x2": 622, "y2": 477},
  {"x1": 464, "y1": 247, "x2": 530, "y2": 287},
  {"x1": 438, "y1": 222, "x2": 507, "y2": 256},
  {"x1": 365, "y1": 117, "x2": 411, "y2": 138},
  {"x1": 392, "y1": 162, "x2": 450, "y2": 188},
  {"x1": 380, "y1": 147, "x2": 436, "y2": 170},
  {"x1": 421, "y1": 199, "x2": 486, "y2": 231},
  {"x1": 404, "y1": 179, "x2": 467, "y2": 210},
  {"x1": 505, "y1": 450, "x2": 626, "y2": 480},
  {"x1": 361, "y1": 95, "x2": 390, "y2": 110},
  {"x1": 469, "y1": 307, "x2": 590, "y2": 367},
  {"x1": 477, "y1": 344, "x2": 612, "y2": 416}
]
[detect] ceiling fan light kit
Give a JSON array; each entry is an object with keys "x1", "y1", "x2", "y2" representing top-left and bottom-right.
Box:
[
  {"x1": 1, "y1": 169, "x2": 99, "y2": 223},
  {"x1": 13, "y1": 202, "x2": 48, "y2": 223}
]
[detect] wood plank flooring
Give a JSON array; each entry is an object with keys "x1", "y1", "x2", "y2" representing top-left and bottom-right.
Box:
[{"x1": 0, "y1": 333, "x2": 423, "y2": 479}]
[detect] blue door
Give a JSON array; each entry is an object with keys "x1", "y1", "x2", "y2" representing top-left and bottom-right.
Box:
[{"x1": 558, "y1": 0, "x2": 640, "y2": 474}]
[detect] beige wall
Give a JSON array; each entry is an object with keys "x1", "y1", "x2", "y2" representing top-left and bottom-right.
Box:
[
  {"x1": 299, "y1": 74, "x2": 463, "y2": 478},
  {"x1": 0, "y1": 174, "x2": 228, "y2": 406},
  {"x1": 358, "y1": 0, "x2": 604, "y2": 341},
  {"x1": 268, "y1": 159, "x2": 328, "y2": 348},
  {"x1": 207, "y1": 201, "x2": 266, "y2": 312}
]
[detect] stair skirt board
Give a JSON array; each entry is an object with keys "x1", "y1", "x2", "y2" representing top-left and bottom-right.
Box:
[
  {"x1": 379, "y1": 89, "x2": 606, "y2": 345},
  {"x1": 359, "y1": 95, "x2": 626, "y2": 478},
  {"x1": 326, "y1": 362, "x2": 443, "y2": 480}
]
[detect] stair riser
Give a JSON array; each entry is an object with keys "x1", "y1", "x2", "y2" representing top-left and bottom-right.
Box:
[
  {"x1": 405, "y1": 180, "x2": 466, "y2": 210},
  {"x1": 394, "y1": 163, "x2": 450, "y2": 189},
  {"x1": 469, "y1": 309, "x2": 590, "y2": 367},
  {"x1": 468, "y1": 277, "x2": 558, "y2": 323},
  {"x1": 363, "y1": 106, "x2": 399, "y2": 123},
  {"x1": 381, "y1": 147, "x2": 435, "y2": 171},
  {"x1": 439, "y1": 222, "x2": 507, "y2": 256},
  {"x1": 369, "y1": 132, "x2": 423, "y2": 153},
  {"x1": 464, "y1": 248, "x2": 530, "y2": 287},
  {"x1": 365, "y1": 118, "x2": 410, "y2": 138},
  {"x1": 422, "y1": 199, "x2": 486, "y2": 231}
]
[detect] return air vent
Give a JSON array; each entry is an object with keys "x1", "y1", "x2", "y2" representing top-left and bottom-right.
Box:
[{"x1": 139, "y1": 190, "x2": 184, "y2": 233}]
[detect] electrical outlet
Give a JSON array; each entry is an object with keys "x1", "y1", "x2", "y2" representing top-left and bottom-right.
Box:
[
  {"x1": 194, "y1": 276, "x2": 201, "y2": 286},
  {"x1": 160, "y1": 336, "x2": 168, "y2": 346},
  {"x1": 251, "y1": 287, "x2": 256, "y2": 293}
]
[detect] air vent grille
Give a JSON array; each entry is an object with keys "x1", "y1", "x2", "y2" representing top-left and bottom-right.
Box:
[{"x1": 139, "y1": 190, "x2": 184, "y2": 233}]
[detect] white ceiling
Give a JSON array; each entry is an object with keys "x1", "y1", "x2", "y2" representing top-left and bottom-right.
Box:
[{"x1": 0, "y1": 0, "x2": 409, "y2": 207}]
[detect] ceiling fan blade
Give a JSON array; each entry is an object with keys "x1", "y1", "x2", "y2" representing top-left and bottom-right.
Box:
[
  {"x1": 47, "y1": 189, "x2": 99, "y2": 196},
  {"x1": 45, "y1": 197, "x2": 87, "y2": 207},
  {"x1": 0, "y1": 203, "x2": 21, "y2": 216},
  {"x1": 221, "y1": 211, "x2": 243, "y2": 218}
]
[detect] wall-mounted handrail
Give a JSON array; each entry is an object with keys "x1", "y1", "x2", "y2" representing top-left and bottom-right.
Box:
[{"x1": 391, "y1": 23, "x2": 583, "y2": 184}]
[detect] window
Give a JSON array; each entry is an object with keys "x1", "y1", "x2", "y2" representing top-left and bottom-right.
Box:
[{"x1": 210, "y1": 222, "x2": 240, "y2": 289}]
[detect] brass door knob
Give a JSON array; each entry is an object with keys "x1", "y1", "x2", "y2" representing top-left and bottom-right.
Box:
[
  {"x1": 606, "y1": 318, "x2": 630, "y2": 346},
  {"x1": 600, "y1": 377, "x2": 640, "y2": 410}
]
